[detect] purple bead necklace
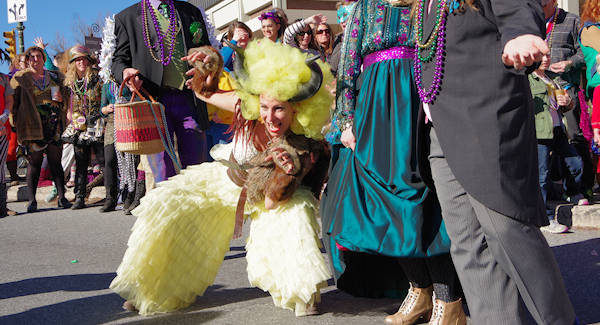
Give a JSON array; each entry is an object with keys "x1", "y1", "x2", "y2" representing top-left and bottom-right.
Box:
[
  {"x1": 141, "y1": 0, "x2": 178, "y2": 66},
  {"x1": 413, "y1": 0, "x2": 448, "y2": 104}
]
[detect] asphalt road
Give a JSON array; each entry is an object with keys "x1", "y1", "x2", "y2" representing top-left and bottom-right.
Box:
[{"x1": 0, "y1": 202, "x2": 599, "y2": 325}]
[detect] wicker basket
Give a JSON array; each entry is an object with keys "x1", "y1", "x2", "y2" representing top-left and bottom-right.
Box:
[{"x1": 114, "y1": 80, "x2": 166, "y2": 155}]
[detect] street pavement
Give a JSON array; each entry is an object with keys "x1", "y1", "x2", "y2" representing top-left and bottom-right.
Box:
[{"x1": 0, "y1": 200, "x2": 599, "y2": 325}]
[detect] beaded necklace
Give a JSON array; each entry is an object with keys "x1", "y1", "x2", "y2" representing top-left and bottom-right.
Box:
[
  {"x1": 415, "y1": 0, "x2": 445, "y2": 62},
  {"x1": 413, "y1": 0, "x2": 449, "y2": 104},
  {"x1": 141, "y1": 0, "x2": 178, "y2": 66},
  {"x1": 71, "y1": 77, "x2": 90, "y2": 116},
  {"x1": 546, "y1": 7, "x2": 558, "y2": 50},
  {"x1": 32, "y1": 70, "x2": 47, "y2": 90},
  {"x1": 73, "y1": 77, "x2": 89, "y2": 96}
]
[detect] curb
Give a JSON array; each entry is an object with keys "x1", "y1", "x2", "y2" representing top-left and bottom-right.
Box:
[
  {"x1": 557, "y1": 204, "x2": 600, "y2": 229},
  {"x1": 7, "y1": 183, "x2": 106, "y2": 203}
]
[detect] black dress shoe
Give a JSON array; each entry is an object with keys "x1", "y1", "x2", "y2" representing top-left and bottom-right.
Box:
[
  {"x1": 71, "y1": 198, "x2": 86, "y2": 210},
  {"x1": 27, "y1": 201, "x2": 38, "y2": 213},
  {"x1": 99, "y1": 199, "x2": 117, "y2": 213},
  {"x1": 58, "y1": 197, "x2": 72, "y2": 209}
]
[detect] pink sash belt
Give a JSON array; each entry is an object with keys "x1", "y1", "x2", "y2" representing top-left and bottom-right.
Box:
[{"x1": 363, "y1": 46, "x2": 416, "y2": 69}]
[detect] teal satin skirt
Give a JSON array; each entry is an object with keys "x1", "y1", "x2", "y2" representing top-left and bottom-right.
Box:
[{"x1": 321, "y1": 58, "x2": 450, "y2": 295}]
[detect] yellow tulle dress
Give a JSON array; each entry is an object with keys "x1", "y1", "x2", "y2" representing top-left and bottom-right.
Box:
[{"x1": 110, "y1": 140, "x2": 331, "y2": 316}]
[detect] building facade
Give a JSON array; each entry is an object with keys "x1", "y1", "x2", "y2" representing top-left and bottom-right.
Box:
[
  {"x1": 189, "y1": 0, "x2": 340, "y2": 37},
  {"x1": 189, "y1": 0, "x2": 584, "y2": 39}
]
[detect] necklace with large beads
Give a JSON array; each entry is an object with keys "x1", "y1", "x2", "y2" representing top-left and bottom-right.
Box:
[
  {"x1": 32, "y1": 70, "x2": 47, "y2": 90},
  {"x1": 413, "y1": 0, "x2": 449, "y2": 104},
  {"x1": 141, "y1": 0, "x2": 178, "y2": 66}
]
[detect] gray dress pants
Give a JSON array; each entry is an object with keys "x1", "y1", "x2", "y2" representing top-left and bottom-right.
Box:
[{"x1": 428, "y1": 128, "x2": 575, "y2": 325}]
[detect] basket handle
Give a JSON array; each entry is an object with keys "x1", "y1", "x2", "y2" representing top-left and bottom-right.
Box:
[{"x1": 118, "y1": 74, "x2": 159, "y2": 104}]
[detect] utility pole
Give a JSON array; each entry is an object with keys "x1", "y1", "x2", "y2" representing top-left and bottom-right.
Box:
[{"x1": 16, "y1": 21, "x2": 24, "y2": 53}]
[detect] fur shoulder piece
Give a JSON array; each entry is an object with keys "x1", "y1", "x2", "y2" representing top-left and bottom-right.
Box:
[{"x1": 245, "y1": 133, "x2": 329, "y2": 205}]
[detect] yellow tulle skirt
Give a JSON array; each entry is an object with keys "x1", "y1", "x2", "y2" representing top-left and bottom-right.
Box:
[
  {"x1": 110, "y1": 144, "x2": 332, "y2": 316},
  {"x1": 246, "y1": 190, "x2": 331, "y2": 316},
  {"x1": 109, "y1": 145, "x2": 240, "y2": 316}
]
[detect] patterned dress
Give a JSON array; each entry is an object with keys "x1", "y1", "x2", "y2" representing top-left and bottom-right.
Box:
[{"x1": 320, "y1": 0, "x2": 450, "y2": 297}]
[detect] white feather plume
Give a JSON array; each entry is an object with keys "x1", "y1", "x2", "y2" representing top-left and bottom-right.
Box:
[{"x1": 98, "y1": 15, "x2": 116, "y2": 84}]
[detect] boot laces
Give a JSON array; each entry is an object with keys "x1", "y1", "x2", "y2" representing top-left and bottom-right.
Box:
[
  {"x1": 398, "y1": 286, "x2": 419, "y2": 315},
  {"x1": 429, "y1": 298, "x2": 445, "y2": 325}
]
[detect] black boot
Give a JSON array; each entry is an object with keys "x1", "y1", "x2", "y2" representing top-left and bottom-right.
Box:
[
  {"x1": 0, "y1": 183, "x2": 7, "y2": 218},
  {"x1": 72, "y1": 197, "x2": 86, "y2": 209},
  {"x1": 27, "y1": 200, "x2": 38, "y2": 213},
  {"x1": 58, "y1": 197, "x2": 72, "y2": 209},
  {"x1": 6, "y1": 160, "x2": 20, "y2": 185},
  {"x1": 125, "y1": 179, "x2": 145, "y2": 215},
  {"x1": 100, "y1": 183, "x2": 117, "y2": 213},
  {"x1": 122, "y1": 189, "x2": 135, "y2": 211},
  {"x1": 72, "y1": 166, "x2": 87, "y2": 210}
]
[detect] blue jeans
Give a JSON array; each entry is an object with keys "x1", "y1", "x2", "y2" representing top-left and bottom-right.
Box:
[{"x1": 537, "y1": 126, "x2": 583, "y2": 220}]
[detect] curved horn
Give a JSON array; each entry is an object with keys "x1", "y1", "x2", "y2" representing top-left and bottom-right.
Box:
[
  {"x1": 288, "y1": 55, "x2": 324, "y2": 102},
  {"x1": 225, "y1": 39, "x2": 248, "y2": 81}
]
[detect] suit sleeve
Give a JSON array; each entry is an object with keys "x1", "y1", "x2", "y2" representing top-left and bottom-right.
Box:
[
  {"x1": 490, "y1": 0, "x2": 545, "y2": 49},
  {"x1": 112, "y1": 13, "x2": 132, "y2": 85}
]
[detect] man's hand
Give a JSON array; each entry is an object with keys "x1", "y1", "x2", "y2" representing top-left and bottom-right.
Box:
[
  {"x1": 502, "y1": 34, "x2": 549, "y2": 70},
  {"x1": 549, "y1": 60, "x2": 572, "y2": 73},
  {"x1": 33, "y1": 37, "x2": 47, "y2": 49},
  {"x1": 182, "y1": 51, "x2": 214, "y2": 90},
  {"x1": 123, "y1": 68, "x2": 142, "y2": 91}
]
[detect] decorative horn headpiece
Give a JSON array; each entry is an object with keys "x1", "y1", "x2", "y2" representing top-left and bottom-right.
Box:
[{"x1": 288, "y1": 55, "x2": 323, "y2": 102}]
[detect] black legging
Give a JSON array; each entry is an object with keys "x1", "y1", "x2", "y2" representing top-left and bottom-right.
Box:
[
  {"x1": 104, "y1": 143, "x2": 118, "y2": 200},
  {"x1": 73, "y1": 142, "x2": 104, "y2": 199},
  {"x1": 27, "y1": 143, "x2": 66, "y2": 203},
  {"x1": 397, "y1": 254, "x2": 461, "y2": 303}
]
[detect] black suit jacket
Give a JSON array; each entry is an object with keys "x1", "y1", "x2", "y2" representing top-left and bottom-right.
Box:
[
  {"x1": 112, "y1": 1, "x2": 211, "y2": 130},
  {"x1": 418, "y1": 0, "x2": 547, "y2": 226}
]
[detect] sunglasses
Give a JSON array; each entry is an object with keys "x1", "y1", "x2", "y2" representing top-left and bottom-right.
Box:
[
  {"x1": 297, "y1": 31, "x2": 311, "y2": 37},
  {"x1": 316, "y1": 29, "x2": 330, "y2": 35}
]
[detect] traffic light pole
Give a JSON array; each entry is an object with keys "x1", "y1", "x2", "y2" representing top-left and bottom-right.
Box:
[{"x1": 16, "y1": 22, "x2": 24, "y2": 54}]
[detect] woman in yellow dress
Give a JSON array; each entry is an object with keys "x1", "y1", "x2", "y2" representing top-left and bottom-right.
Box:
[{"x1": 110, "y1": 40, "x2": 333, "y2": 317}]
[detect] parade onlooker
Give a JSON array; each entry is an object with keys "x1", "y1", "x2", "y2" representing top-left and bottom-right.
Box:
[
  {"x1": 583, "y1": 1, "x2": 600, "y2": 153},
  {"x1": 63, "y1": 45, "x2": 103, "y2": 210},
  {"x1": 531, "y1": 0, "x2": 589, "y2": 234},
  {"x1": 220, "y1": 21, "x2": 251, "y2": 72},
  {"x1": 531, "y1": 56, "x2": 586, "y2": 234},
  {"x1": 329, "y1": 1, "x2": 357, "y2": 76},
  {"x1": 33, "y1": 37, "x2": 59, "y2": 71},
  {"x1": 283, "y1": 16, "x2": 322, "y2": 56},
  {"x1": 112, "y1": 0, "x2": 214, "y2": 180},
  {"x1": 0, "y1": 73, "x2": 15, "y2": 217},
  {"x1": 259, "y1": 9, "x2": 287, "y2": 43},
  {"x1": 322, "y1": 2, "x2": 462, "y2": 324},
  {"x1": 6, "y1": 54, "x2": 27, "y2": 186},
  {"x1": 314, "y1": 23, "x2": 334, "y2": 59},
  {"x1": 10, "y1": 46, "x2": 71, "y2": 212},
  {"x1": 415, "y1": 0, "x2": 576, "y2": 323}
]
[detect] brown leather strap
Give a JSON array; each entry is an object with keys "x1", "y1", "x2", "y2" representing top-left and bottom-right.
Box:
[
  {"x1": 225, "y1": 152, "x2": 248, "y2": 186},
  {"x1": 233, "y1": 186, "x2": 247, "y2": 239}
]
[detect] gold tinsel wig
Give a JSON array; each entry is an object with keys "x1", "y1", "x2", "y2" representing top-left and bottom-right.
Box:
[{"x1": 233, "y1": 40, "x2": 333, "y2": 140}]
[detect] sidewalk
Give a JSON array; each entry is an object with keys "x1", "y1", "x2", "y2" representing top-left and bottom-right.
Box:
[{"x1": 7, "y1": 182, "x2": 106, "y2": 207}]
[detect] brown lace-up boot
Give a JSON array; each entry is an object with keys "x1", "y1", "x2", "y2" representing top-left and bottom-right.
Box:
[
  {"x1": 384, "y1": 285, "x2": 433, "y2": 325},
  {"x1": 428, "y1": 298, "x2": 467, "y2": 325}
]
